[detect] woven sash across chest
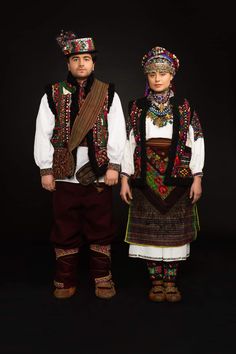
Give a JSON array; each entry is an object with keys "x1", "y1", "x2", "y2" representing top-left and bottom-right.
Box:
[{"x1": 68, "y1": 78, "x2": 109, "y2": 152}]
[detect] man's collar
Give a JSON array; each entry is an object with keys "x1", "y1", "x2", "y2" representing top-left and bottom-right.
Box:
[{"x1": 67, "y1": 72, "x2": 95, "y2": 91}]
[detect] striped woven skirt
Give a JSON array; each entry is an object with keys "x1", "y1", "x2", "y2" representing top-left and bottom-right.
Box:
[{"x1": 125, "y1": 138, "x2": 200, "y2": 247}]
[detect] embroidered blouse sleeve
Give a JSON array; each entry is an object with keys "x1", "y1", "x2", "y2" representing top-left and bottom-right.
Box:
[
  {"x1": 121, "y1": 129, "x2": 136, "y2": 177},
  {"x1": 34, "y1": 94, "x2": 55, "y2": 171},
  {"x1": 189, "y1": 111, "x2": 205, "y2": 176},
  {"x1": 107, "y1": 92, "x2": 127, "y2": 167}
]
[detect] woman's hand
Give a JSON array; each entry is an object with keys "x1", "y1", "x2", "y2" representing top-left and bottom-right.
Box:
[
  {"x1": 189, "y1": 176, "x2": 202, "y2": 204},
  {"x1": 120, "y1": 176, "x2": 133, "y2": 204}
]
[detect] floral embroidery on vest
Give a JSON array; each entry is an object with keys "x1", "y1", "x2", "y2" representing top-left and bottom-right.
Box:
[
  {"x1": 191, "y1": 111, "x2": 203, "y2": 141},
  {"x1": 92, "y1": 95, "x2": 109, "y2": 167},
  {"x1": 130, "y1": 101, "x2": 143, "y2": 178},
  {"x1": 129, "y1": 97, "x2": 200, "y2": 185},
  {"x1": 171, "y1": 99, "x2": 192, "y2": 179},
  {"x1": 51, "y1": 81, "x2": 74, "y2": 147},
  {"x1": 50, "y1": 80, "x2": 109, "y2": 170}
]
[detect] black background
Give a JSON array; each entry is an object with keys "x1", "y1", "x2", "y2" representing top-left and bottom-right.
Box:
[
  {"x1": 1, "y1": 1, "x2": 235, "y2": 242},
  {"x1": 1, "y1": 2, "x2": 236, "y2": 353}
]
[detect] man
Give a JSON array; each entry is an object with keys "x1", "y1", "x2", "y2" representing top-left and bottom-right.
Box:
[{"x1": 34, "y1": 30, "x2": 126, "y2": 299}]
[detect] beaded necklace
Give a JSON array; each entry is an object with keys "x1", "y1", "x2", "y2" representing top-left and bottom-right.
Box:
[{"x1": 146, "y1": 89, "x2": 173, "y2": 127}]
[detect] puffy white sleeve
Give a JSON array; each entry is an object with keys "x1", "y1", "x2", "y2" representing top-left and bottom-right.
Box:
[
  {"x1": 189, "y1": 125, "x2": 205, "y2": 175},
  {"x1": 107, "y1": 92, "x2": 127, "y2": 165},
  {"x1": 121, "y1": 129, "x2": 136, "y2": 176},
  {"x1": 34, "y1": 94, "x2": 55, "y2": 170}
]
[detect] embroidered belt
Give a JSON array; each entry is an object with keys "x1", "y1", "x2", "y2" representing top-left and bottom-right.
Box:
[{"x1": 146, "y1": 138, "x2": 171, "y2": 159}]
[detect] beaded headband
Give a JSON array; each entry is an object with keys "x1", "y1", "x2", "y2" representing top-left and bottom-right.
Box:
[
  {"x1": 142, "y1": 46, "x2": 179, "y2": 75},
  {"x1": 144, "y1": 59, "x2": 175, "y2": 75}
]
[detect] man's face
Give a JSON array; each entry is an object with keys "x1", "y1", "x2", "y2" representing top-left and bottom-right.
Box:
[
  {"x1": 147, "y1": 71, "x2": 173, "y2": 93},
  {"x1": 67, "y1": 53, "x2": 95, "y2": 81}
]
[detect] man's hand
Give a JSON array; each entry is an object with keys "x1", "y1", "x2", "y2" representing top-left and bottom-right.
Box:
[
  {"x1": 41, "y1": 174, "x2": 56, "y2": 192},
  {"x1": 104, "y1": 169, "x2": 119, "y2": 186}
]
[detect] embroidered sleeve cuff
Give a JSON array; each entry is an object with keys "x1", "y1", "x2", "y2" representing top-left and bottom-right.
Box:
[
  {"x1": 40, "y1": 168, "x2": 54, "y2": 176},
  {"x1": 193, "y1": 172, "x2": 203, "y2": 177},
  {"x1": 120, "y1": 172, "x2": 130, "y2": 178},
  {"x1": 107, "y1": 163, "x2": 121, "y2": 172}
]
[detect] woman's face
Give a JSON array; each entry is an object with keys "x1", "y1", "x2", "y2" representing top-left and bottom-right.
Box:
[{"x1": 147, "y1": 71, "x2": 173, "y2": 93}]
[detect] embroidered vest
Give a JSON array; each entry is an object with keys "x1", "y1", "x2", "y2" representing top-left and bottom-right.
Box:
[
  {"x1": 46, "y1": 79, "x2": 114, "y2": 178},
  {"x1": 128, "y1": 95, "x2": 203, "y2": 187}
]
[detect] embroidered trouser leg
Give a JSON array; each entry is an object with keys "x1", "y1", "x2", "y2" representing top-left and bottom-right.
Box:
[
  {"x1": 51, "y1": 182, "x2": 115, "y2": 289},
  {"x1": 146, "y1": 261, "x2": 163, "y2": 281},
  {"x1": 83, "y1": 184, "x2": 115, "y2": 283},
  {"x1": 54, "y1": 248, "x2": 79, "y2": 289},
  {"x1": 89, "y1": 244, "x2": 116, "y2": 299}
]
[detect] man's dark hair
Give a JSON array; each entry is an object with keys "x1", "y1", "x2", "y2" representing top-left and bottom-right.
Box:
[{"x1": 66, "y1": 52, "x2": 97, "y2": 63}]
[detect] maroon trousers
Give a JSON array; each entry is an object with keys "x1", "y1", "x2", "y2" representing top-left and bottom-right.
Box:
[{"x1": 51, "y1": 182, "x2": 116, "y2": 249}]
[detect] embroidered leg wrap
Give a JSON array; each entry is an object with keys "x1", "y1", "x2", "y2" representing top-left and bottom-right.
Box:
[
  {"x1": 89, "y1": 244, "x2": 111, "y2": 281},
  {"x1": 147, "y1": 261, "x2": 165, "y2": 302},
  {"x1": 163, "y1": 261, "x2": 181, "y2": 302},
  {"x1": 54, "y1": 248, "x2": 79, "y2": 289},
  {"x1": 163, "y1": 261, "x2": 179, "y2": 283},
  {"x1": 147, "y1": 261, "x2": 163, "y2": 281},
  {"x1": 89, "y1": 244, "x2": 116, "y2": 299}
]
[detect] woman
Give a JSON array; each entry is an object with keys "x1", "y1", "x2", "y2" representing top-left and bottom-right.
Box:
[{"x1": 120, "y1": 46, "x2": 204, "y2": 302}]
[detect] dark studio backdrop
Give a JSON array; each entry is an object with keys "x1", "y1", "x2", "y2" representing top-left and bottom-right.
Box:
[
  {"x1": 1, "y1": 1, "x2": 235, "y2": 243},
  {"x1": 0, "y1": 2, "x2": 236, "y2": 354}
]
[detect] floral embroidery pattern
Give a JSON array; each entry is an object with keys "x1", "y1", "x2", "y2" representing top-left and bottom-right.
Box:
[
  {"x1": 191, "y1": 110, "x2": 203, "y2": 141},
  {"x1": 50, "y1": 81, "x2": 110, "y2": 168},
  {"x1": 129, "y1": 98, "x2": 201, "y2": 183},
  {"x1": 163, "y1": 261, "x2": 179, "y2": 281},
  {"x1": 147, "y1": 261, "x2": 163, "y2": 281},
  {"x1": 92, "y1": 96, "x2": 109, "y2": 167},
  {"x1": 51, "y1": 82, "x2": 72, "y2": 147},
  {"x1": 171, "y1": 99, "x2": 192, "y2": 178},
  {"x1": 130, "y1": 101, "x2": 143, "y2": 178},
  {"x1": 146, "y1": 146, "x2": 174, "y2": 200}
]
